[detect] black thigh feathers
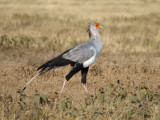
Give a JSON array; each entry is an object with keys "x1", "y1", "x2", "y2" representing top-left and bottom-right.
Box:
[
  {"x1": 65, "y1": 64, "x2": 89, "y2": 84},
  {"x1": 65, "y1": 64, "x2": 83, "y2": 80},
  {"x1": 81, "y1": 67, "x2": 89, "y2": 84}
]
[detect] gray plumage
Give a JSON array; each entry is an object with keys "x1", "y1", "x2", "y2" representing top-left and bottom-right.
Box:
[{"x1": 62, "y1": 43, "x2": 95, "y2": 64}]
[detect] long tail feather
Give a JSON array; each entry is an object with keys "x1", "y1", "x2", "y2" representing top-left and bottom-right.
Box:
[
  {"x1": 20, "y1": 53, "x2": 75, "y2": 93},
  {"x1": 20, "y1": 73, "x2": 40, "y2": 93}
]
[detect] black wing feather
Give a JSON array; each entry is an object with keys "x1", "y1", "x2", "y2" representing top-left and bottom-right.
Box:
[{"x1": 37, "y1": 49, "x2": 75, "y2": 72}]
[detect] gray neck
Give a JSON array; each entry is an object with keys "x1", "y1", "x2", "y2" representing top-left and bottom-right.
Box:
[{"x1": 88, "y1": 27, "x2": 103, "y2": 54}]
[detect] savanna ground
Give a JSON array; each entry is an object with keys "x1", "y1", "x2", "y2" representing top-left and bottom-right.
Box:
[{"x1": 0, "y1": 0, "x2": 160, "y2": 119}]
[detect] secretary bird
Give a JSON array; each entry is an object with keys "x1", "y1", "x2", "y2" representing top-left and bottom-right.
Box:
[{"x1": 21, "y1": 22, "x2": 103, "y2": 100}]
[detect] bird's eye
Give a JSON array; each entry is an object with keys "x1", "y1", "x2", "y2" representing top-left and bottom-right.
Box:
[{"x1": 94, "y1": 24, "x2": 99, "y2": 27}]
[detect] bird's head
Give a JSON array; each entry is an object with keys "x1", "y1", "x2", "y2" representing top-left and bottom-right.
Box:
[
  {"x1": 88, "y1": 22, "x2": 103, "y2": 37},
  {"x1": 89, "y1": 22, "x2": 103, "y2": 29}
]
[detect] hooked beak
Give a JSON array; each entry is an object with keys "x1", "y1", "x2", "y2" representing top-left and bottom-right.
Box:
[
  {"x1": 100, "y1": 25, "x2": 103, "y2": 29},
  {"x1": 97, "y1": 25, "x2": 103, "y2": 29}
]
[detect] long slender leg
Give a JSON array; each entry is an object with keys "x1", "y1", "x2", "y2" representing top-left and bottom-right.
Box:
[
  {"x1": 58, "y1": 64, "x2": 82, "y2": 101},
  {"x1": 58, "y1": 80, "x2": 67, "y2": 100},
  {"x1": 83, "y1": 84, "x2": 88, "y2": 93},
  {"x1": 81, "y1": 67, "x2": 89, "y2": 94}
]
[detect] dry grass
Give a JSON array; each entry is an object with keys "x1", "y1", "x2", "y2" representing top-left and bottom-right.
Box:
[{"x1": 0, "y1": 0, "x2": 160, "y2": 119}]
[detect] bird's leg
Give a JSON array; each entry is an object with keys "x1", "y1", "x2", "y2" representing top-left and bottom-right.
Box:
[
  {"x1": 81, "y1": 67, "x2": 89, "y2": 94},
  {"x1": 57, "y1": 65, "x2": 81, "y2": 101},
  {"x1": 58, "y1": 80, "x2": 67, "y2": 101},
  {"x1": 83, "y1": 84, "x2": 89, "y2": 93}
]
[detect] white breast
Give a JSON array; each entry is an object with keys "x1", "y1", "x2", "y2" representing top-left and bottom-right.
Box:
[{"x1": 83, "y1": 47, "x2": 97, "y2": 68}]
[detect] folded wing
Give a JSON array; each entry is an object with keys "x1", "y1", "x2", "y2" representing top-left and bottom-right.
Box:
[{"x1": 62, "y1": 43, "x2": 95, "y2": 63}]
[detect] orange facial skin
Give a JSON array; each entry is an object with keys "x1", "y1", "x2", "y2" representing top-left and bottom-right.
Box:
[{"x1": 94, "y1": 23, "x2": 102, "y2": 28}]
